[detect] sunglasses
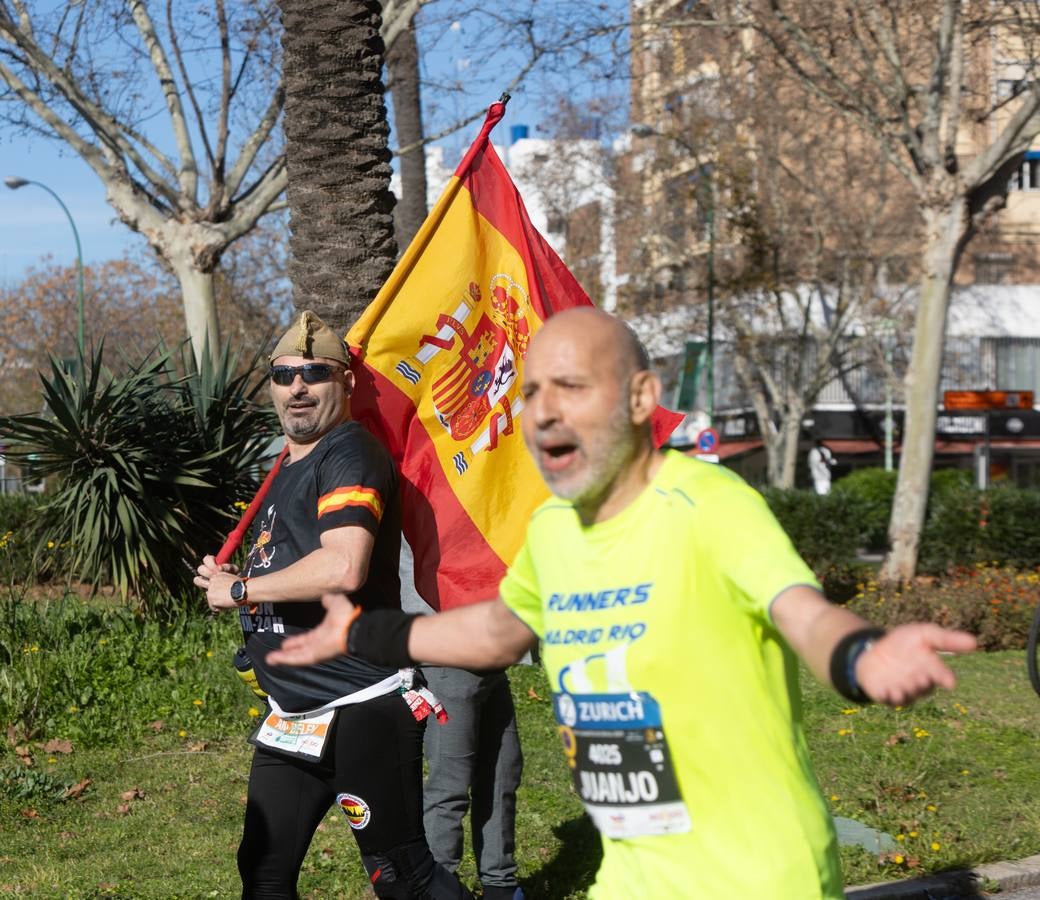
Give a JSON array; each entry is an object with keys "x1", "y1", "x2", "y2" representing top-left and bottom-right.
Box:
[{"x1": 269, "y1": 363, "x2": 343, "y2": 386}]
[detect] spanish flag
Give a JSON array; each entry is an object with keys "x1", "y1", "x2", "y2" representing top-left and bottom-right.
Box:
[{"x1": 348, "y1": 100, "x2": 680, "y2": 610}]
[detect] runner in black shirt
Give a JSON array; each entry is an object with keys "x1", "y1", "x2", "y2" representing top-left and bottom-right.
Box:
[{"x1": 196, "y1": 310, "x2": 471, "y2": 900}]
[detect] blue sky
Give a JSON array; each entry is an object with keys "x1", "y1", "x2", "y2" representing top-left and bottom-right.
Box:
[
  {"x1": 0, "y1": 1, "x2": 628, "y2": 286},
  {"x1": 0, "y1": 139, "x2": 140, "y2": 284},
  {"x1": 0, "y1": 90, "x2": 552, "y2": 285}
]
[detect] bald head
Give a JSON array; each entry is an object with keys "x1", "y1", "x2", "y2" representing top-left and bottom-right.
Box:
[
  {"x1": 531, "y1": 307, "x2": 650, "y2": 381},
  {"x1": 521, "y1": 308, "x2": 662, "y2": 522}
]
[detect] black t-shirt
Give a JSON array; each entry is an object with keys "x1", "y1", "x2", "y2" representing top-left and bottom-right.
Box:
[{"x1": 241, "y1": 420, "x2": 403, "y2": 711}]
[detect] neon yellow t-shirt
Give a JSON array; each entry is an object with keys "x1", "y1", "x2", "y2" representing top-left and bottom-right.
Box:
[{"x1": 499, "y1": 450, "x2": 842, "y2": 899}]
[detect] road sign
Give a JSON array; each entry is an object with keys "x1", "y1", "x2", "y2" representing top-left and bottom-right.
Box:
[{"x1": 695, "y1": 428, "x2": 720, "y2": 453}]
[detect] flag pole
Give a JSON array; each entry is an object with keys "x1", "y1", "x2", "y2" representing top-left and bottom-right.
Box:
[{"x1": 215, "y1": 445, "x2": 289, "y2": 565}]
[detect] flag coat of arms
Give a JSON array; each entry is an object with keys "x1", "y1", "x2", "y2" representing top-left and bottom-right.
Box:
[{"x1": 348, "y1": 100, "x2": 680, "y2": 610}]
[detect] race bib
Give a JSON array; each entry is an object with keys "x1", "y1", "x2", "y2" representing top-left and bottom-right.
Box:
[
  {"x1": 251, "y1": 708, "x2": 335, "y2": 761},
  {"x1": 554, "y1": 690, "x2": 691, "y2": 839}
]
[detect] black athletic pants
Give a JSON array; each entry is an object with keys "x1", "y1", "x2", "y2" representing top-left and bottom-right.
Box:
[{"x1": 238, "y1": 691, "x2": 471, "y2": 899}]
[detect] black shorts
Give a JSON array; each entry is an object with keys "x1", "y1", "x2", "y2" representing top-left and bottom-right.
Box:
[{"x1": 238, "y1": 690, "x2": 425, "y2": 896}]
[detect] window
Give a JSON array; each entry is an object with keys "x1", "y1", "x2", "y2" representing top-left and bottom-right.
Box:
[
  {"x1": 993, "y1": 337, "x2": 1040, "y2": 396},
  {"x1": 997, "y1": 78, "x2": 1029, "y2": 99},
  {"x1": 974, "y1": 252, "x2": 1015, "y2": 283},
  {"x1": 1009, "y1": 150, "x2": 1040, "y2": 191}
]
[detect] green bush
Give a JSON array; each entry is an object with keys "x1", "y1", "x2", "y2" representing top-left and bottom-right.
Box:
[
  {"x1": 0, "y1": 592, "x2": 250, "y2": 747},
  {"x1": 761, "y1": 487, "x2": 870, "y2": 575},
  {"x1": 832, "y1": 468, "x2": 896, "y2": 552},
  {"x1": 980, "y1": 487, "x2": 1040, "y2": 569},
  {"x1": 0, "y1": 342, "x2": 278, "y2": 604},
  {"x1": 918, "y1": 485, "x2": 983, "y2": 574}
]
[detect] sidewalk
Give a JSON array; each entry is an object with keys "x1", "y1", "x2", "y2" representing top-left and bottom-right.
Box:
[{"x1": 846, "y1": 853, "x2": 1040, "y2": 899}]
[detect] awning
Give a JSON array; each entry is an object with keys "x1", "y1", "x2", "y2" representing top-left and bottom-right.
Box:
[
  {"x1": 685, "y1": 439, "x2": 763, "y2": 461},
  {"x1": 823, "y1": 438, "x2": 1040, "y2": 457}
]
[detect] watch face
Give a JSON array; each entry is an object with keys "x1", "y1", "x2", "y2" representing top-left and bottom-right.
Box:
[{"x1": 230, "y1": 580, "x2": 247, "y2": 602}]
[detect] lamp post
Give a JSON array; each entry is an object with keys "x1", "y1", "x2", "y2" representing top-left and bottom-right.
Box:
[
  {"x1": 4, "y1": 176, "x2": 85, "y2": 351},
  {"x1": 630, "y1": 123, "x2": 716, "y2": 422},
  {"x1": 882, "y1": 321, "x2": 895, "y2": 472}
]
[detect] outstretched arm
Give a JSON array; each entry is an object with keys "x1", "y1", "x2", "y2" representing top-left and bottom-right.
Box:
[
  {"x1": 771, "y1": 585, "x2": 977, "y2": 706},
  {"x1": 265, "y1": 593, "x2": 538, "y2": 669}
]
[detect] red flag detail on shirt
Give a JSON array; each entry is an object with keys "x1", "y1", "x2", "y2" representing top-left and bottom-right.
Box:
[{"x1": 347, "y1": 100, "x2": 682, "y2": 610}]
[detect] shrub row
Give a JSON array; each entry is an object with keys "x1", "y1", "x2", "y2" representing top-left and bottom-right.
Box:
[
  {"x1": 846, "y1": 565, "x2": 1037, "y2": 651},
  {"x1": 762, "y1": 468, "x2": 1040, "y2": 576}
]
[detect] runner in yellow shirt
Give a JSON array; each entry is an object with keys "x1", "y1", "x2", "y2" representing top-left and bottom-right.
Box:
[{"x1": 269, "y1": 307, "x2": 977, "y2": 899}]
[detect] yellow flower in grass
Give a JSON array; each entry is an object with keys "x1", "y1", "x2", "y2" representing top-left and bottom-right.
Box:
[
  {"x1": 926, "y1": 804, "x2": 937, "y2": 812},
  {"x1": 47, "y1": 540, "x2": 55, "y2": 549},
  {"x1": 192, "y1": 699, "x2": 203, "y2": 707},
  {"x1": 960, "y1": 769, "x2": 970, "y2": 776},
  {"x1": 837, "y1": 728, "x2": 852, "y2": 737},
  {"x1": 178, "y1": 729, "x2": 187, "y2": 737},
  {"x1": 931, "y1": 841, "x2": 941, "y2": 851},
  {"x1": 68, "y1": 705, "x2": 79, "y2": 713},
  {"x1": 894, "y1": 855, "x2": 905, "y2": 865},
  {"x1": 206, "y1": 650, "x2": 214, "y2": 658},
  {"x1": 248, "y1": 707, "x2": 261, "y2": 718},
  {"x1": 914, "y1": 728, "x2": 930, "y2": 739},
  {"x1": 895, "y1": 834, "x2": 905, "y2": 842},
  {"x1": 841, "y1": 708, "x2": 859, "y2": 715},
  {"x1": 909, "y1": 830, "x2": 918, "y2": 838}
]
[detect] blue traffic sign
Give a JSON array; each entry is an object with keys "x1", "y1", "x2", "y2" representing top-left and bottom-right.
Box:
[{"x1": 695, "y1": 428, "x2": 720, "y2": 453}]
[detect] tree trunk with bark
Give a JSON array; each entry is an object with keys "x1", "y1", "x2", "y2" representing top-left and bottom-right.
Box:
[
  {"x1": 279, "y1": 0, "x2": 397, "y2": 333},
  {"x1": 387, "y1": 19, "x2": 428, "y2": 252},
  {"x1": 881, "y1": 199, "x2": 968, "y2": 582}
]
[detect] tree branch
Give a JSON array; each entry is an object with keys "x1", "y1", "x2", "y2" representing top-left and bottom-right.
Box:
[
  {"x1": 0, "y1": 6, "x2": 183, "y2": 207},
  {"x1": 127, "y1": 0, "x2": 198, "y2": 201},
  {"x1": 225, "y1": 79, "x2": 284, "y2": 199},
  {"x1": 165, "y1": 0, "x2": 215, "y2": 177}
]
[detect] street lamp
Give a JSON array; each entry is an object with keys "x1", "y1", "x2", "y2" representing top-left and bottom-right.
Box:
[
  {"x1": 4, "y1": 176, "x2": 85, "y2": 351},
  {"x1": 630, "y1": 123, "x2": 716, "y2": 423}
]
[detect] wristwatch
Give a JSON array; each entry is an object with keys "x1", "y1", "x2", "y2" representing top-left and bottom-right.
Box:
[{"x1": 229, "y1": 579, "x2": 249, "y2": 605}]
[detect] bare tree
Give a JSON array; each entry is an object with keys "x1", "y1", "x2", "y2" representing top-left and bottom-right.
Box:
[
  {"x1": 707, "y1": 0, "x2": 1040, "y2": 577},
  {"x1": 622, "y1": 8, "x2": 919, "y2": 488},
  {"x1": 0, "y1": 0, "x2": 288, "y2": 364}
]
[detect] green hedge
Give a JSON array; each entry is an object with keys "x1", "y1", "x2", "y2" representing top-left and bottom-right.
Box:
[{"x1": 764, "y1": 469, "x2": 1040, "y2": 577}]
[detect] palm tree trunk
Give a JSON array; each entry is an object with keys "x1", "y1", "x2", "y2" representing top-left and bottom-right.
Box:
[{"x1": 278, "y1": 0, "x2": 397, "y2": 333}]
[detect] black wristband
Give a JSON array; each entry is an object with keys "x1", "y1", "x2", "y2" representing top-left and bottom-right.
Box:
[
  {"x1": 829, "y1": 627, "x2": 886, "y2": 704},
  {"x1": 347, "y1": 609, "x2": 419, "y2": 667}
]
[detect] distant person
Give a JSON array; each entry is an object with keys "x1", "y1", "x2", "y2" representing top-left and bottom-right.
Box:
[
  {"x1": 400, "y1": 543, "x2": 524, "y2": 900},
  {"x1": 808, "y1": 438, "x2": 836, "y2": 495},
  {"x1": 195, "y1": 310, "x2": 470, "y2": 899},
  {"x1": 269, "y1": 307, "x2": 977, "y2": 899}
]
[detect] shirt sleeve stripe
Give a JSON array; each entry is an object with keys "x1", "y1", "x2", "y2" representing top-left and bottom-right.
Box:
[{"x1": 317, "y1": 486, "x2": 384, "y2": 520}]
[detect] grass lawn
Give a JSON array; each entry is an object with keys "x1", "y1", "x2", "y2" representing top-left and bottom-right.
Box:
[{"x1": 2, "y1": 653, "x2": 1039, "y2": 897}]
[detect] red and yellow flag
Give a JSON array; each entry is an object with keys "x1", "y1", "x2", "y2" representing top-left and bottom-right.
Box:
[{"x1": 347, "y1": 100, "x2": 680, "y2": 610}]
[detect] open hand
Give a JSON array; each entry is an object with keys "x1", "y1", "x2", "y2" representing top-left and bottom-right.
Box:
[
  {"x1": 266, "y1": 593, "x2": 357, "y2": 666},
  {"x1": 856, "y1": 624, "x2": 977, "y2": 706}
]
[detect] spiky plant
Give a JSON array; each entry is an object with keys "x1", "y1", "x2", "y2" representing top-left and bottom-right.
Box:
[{"x1": 0, "y1": 342, "x2": 278, "y2": 605}]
